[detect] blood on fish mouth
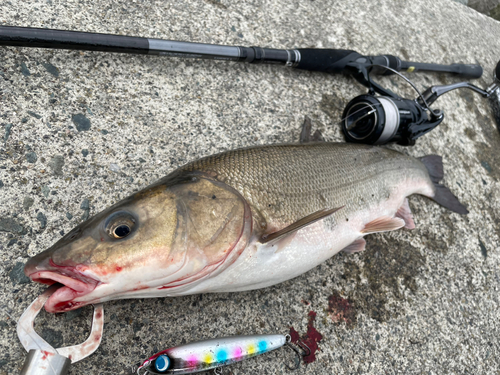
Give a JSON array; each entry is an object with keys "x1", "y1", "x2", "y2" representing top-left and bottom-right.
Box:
[{"x1": 27, "y1": 262, "x2": 100, "y2": 313}]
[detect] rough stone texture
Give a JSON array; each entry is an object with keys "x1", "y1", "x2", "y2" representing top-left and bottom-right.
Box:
[
  {"x1": 48, "y1": 155, "x2": 65, "y2": 175},
  {"x1": 462, "y1": 0, "x2": 500, "y2": 20},
  {"x1": 491, "y1": 5, "x2": 500, "y2": 21},
  {"x1": 0, "y1": 218, "x2": 24, "y2": 234},
  {"x1": 0, "y1": 1, "x2": 499, "y2": 374},
  {"x1": 22, "y1": 196, "x2": 33, "y2": 211},
  {"x1": 8, "y1": 262, "x2": 30, "y2": 285},
  {"x1": 468, "y1": 0, "x2": 500, "y2": 14}
]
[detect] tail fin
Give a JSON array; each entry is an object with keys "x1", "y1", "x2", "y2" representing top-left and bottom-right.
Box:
[{"x1": 419, "y1": 155, "x2": 469, "y2": 215}]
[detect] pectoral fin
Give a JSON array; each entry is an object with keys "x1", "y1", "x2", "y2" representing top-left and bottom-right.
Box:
[{"x1": 260, "y1": 206, "x2": 344, "y2": 244}]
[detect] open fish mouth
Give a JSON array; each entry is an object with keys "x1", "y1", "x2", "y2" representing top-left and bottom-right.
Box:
[{"x1": 26, "y1": 262, "x2": 100, "y2": 313}]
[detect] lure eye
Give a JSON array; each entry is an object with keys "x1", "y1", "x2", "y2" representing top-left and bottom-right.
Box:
[
  {"x1": 105, "y1": 211, "x2": 137, "y2": 240},
  {"x1": 154, "y1": 355, "x2": 171, "y2": 373}
]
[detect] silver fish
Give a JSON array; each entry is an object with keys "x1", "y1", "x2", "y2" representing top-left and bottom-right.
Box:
[{"x1": 24, "y1": 142, "x2": 467, "y2": 313}]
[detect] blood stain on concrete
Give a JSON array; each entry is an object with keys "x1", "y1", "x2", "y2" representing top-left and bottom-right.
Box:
[
  {"x1": 327, "y1": 290, "x2": 357, "y2": 327},
  {"x1": 289, "y1": 311, "x2": 323, "y2": 364}
]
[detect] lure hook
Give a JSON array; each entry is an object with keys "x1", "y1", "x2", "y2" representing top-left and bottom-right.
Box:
[
  {"x1": 283, "y1": 334, "x2": 310, "y2": 370},
  {"x1": 296, "y1": 340, "x2": 311, "y2": 357},
  {"x1": 135, "y1": 360, "x2": 151, "y2": 375}
]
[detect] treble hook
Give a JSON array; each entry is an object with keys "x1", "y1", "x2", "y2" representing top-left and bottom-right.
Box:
[
  {"x1": 283, "y1": 334, "x2": 310, "y2": 371},
  {"x1": 134, "y1": 360, "x2": 151, "y2": 375},
  {"x1": 296, "y1": 339, "x2": 311, "y2": 357}
]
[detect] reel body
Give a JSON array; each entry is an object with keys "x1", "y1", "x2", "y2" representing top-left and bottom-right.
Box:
[
  {"x1": 342, "y1": 95, "x2": 443, "y2": 146},
  {"x1": 340, "y1": 58, "x2": 500, "y2": 146}
]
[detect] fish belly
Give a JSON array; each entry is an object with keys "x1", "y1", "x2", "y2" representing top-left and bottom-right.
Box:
[
  {"x1": 185, "y1": 221, "x2": 357, "y2": 293},
  {"x1": 183, "y1": 175, "x2": 432, "y2": 294}
]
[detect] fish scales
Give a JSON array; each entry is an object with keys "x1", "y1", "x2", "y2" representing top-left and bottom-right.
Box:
[
  {"x1": 24, "y1": 142, "x2": 466, "y2": 312},
  {"x1": 177, "y1": 143, "x2": 428, "y2": 228}
]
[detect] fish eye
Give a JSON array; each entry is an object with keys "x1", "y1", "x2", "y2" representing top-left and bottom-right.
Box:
[
  {"x1": 105, "y1": 212, "x2": 136, "y2": 240},
  {"x1": 113, "y1": 224, "x2": 130, "y2": 238},
  {"x1": 154, "y1": 354, "x2": 171, "y2": 373}
]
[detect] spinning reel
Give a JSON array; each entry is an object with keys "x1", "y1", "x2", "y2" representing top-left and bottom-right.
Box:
[{"x1": 341, "y1": 59, "x2": 500, "y2": 146}]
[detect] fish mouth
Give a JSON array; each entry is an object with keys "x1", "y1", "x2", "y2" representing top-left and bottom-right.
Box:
[{"x1": 27, "y1": 262, "x2": 100, "y2": 313}]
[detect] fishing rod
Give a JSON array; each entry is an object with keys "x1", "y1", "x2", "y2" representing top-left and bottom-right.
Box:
[
  {"x1": 1, "y1": 26, "x2": 494, "y2": 146},
  {"x1": 0, "y1": 26, "x2": 482, "y2": 95}
]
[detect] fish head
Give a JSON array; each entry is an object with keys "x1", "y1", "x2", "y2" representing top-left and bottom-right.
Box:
[{"x1": 25, "y1": 173, "x2": 252, "y2": 313}]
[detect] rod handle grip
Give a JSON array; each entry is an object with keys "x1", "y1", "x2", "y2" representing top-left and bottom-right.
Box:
[
  {"x1": 295, "y1": 49, "x2": 362, "y2": 74},
  {"x1": 450, "y1": 63, "x2": 483, "y2": 78}
]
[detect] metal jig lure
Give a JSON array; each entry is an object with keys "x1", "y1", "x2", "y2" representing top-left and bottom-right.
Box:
[{"x1": 135, "y1": 334, "x2": 308, "y2": 374}]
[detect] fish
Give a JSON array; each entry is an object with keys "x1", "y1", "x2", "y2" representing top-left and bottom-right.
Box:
[{"x1": 24, "y1": 140, "x2": 468, "y2": 313}]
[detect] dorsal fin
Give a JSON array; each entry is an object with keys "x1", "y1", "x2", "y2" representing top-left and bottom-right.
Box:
[
  {"x1": 260, "y1": 206, "x2": 343, "y2": 244},
  {"x1": 299, "y1": 116, "x2": 325, "y2": 143}
]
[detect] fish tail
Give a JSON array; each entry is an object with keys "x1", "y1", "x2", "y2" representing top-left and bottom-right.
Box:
[{"x1": 419, "y1": 155, "x2": 468, "y2": 215}]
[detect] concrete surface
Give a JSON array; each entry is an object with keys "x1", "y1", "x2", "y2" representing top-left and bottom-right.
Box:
[
  {"x1": 467, "y1": 0, "x2": 500, "y2": 19},
  {"x1": 1, "y1": 0, "x2": 499, "y2": 374}
]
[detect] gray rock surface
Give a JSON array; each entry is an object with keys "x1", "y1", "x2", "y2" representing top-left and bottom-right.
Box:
[
  {"x1": 468, "y1": 0, "x2": 500, "y2": 15},
  {"x1": 0, "y1": 0, "x2": 499, "y2": 374},
  {"x1": 8, "y1": 262, "x2": 30, "y2": 285}
]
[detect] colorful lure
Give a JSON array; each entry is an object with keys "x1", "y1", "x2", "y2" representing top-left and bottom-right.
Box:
[{"x1": 136, "y1": 334, "x2": 291, "y2": 374}]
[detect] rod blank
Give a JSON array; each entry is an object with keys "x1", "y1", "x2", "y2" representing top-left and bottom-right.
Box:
[{"x1": 0, "y1": 26, "x2": 482, "y2": 78}]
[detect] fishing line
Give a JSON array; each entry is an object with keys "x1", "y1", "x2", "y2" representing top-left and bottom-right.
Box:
[
  {"x1": 367, "y1": 64, "x2": 440, "y2": 116},
  {"x1": 337, "y1": 102, "x2": 384, "y2": 127}
]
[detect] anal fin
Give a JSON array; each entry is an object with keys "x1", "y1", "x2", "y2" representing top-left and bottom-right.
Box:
[
  {"x1": 342, "y1": 238, "x2": 366, "y2": 254},
  {"x1": 260, "y1": 206, "x2": 343, "y2": 244},
  {"x1": 360, "y1": 216, "x2": 405, "y2": 235},
  {"x1": 395, "y1": 198, "x2": 415, "y2": 229}
]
